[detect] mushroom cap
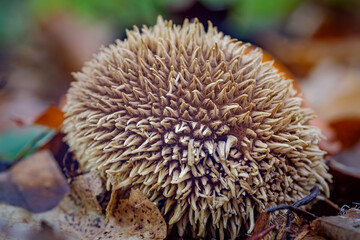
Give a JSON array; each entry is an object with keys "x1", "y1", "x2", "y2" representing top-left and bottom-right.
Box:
[{"x1": 63, "y1": 17, "x2": 331, "y2": 239}]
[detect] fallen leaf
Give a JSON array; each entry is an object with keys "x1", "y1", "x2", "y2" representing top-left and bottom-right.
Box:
[
  {"x1": 0, "y1": 172, "x2": 167, "y2": 240},
  {"x1": 35, "y1": 105, "x2": 65, "y2": 130},
  {"x1": 0, "y1": 125, "x2": 55, "y2": 164},
  {"x1": 246, "y1": 224, "x2": 276, "y2": 240},
  {"x1": 294, "y1": 229, "x2": 310, "y2": 240},
  {"x1": 71, "y1": 171, "x2": 105, "y2": 214},
  {"x1": 250, "y1": 211, "x2": 271, "y2": 235},
  {"x1": 0, "y1": 150, "x2": 69, "y2": 213},
  {"x1": 298, "y1": 229, "x2": 327, "y2": 240},
  {"x1": 0, "y1": 203, "x2": 41, "y2": 240},
  {"x1": 312, "y1": 208, "x2": 360, "y2": 240},
  {"x1": 106, "y1": 188, "x2": 167, "y2": 240}
]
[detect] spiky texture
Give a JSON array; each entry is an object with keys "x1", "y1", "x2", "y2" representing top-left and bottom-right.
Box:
[{"x1": 63, "y1": 17, "x2": 331, "y2": 239}]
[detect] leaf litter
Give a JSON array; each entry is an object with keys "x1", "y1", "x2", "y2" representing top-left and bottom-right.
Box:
[
  {"x1": 0, "y1": 171, "x2": 167, "y2": 240},
  {"x1": 245, "y1": 186, "x2": 360, "y2": 240}
]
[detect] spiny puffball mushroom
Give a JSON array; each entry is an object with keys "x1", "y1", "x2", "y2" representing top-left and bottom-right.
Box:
[{"x1": 63, "y1": 17, "x2": 331, "y2": 239}]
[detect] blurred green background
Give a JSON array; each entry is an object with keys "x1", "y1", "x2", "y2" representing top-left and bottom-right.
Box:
[{"x1": 1, "y1": 0, "x2": 359, "y2": 47}]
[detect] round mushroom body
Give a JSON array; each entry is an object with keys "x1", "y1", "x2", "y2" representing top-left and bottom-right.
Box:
[{"x1": 63, "y1": 17, "x2": 331, "y2": 240}]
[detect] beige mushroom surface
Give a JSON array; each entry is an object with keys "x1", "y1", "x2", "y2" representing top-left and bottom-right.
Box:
[{"x1": 63, "y1": 17, "x2": 331, "y2": 240}]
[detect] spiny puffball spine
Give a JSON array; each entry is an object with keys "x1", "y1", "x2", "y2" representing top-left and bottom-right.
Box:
[{"x1": 63, "y1": 16, "x2": 331, "y2": 239}]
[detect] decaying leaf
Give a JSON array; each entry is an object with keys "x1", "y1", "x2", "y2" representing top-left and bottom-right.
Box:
[
  {"x1": 0, "y1": 149, "x2": 69, "y2": 213},
  {"x1": 246, "y1": 224, "x2": 277, "y2": 240},
  {"x1": 71, "y1": 171, "x2": 104, "y2": 213},
  {"x1": 250, "y1": 211, "x2": 271, "y2": 236},
  {"x1": 312, "y1": 208, "x2": 360, "y2": 240},
  {"x1": 35, "y1": 105, "x2": 65, "y2": 130},
  {"x1": 105, "y1": 188, "x2": 167, "y2": 240},
  {"x1": 294, "y1": 229, "x2": 327, "y2": 240},
  {"x1": 0, "y1": 172, "x2": 167, "y2": 240}
]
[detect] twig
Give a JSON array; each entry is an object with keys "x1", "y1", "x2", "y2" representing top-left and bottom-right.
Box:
[
  {"x1": 288, "y1": 186, "x2": 319, "y2": 239},
  {"x1": 293, "y1": 186, "x2": 320, "y2": 208},
  {"x1": 265, "y1": 205, "x2": 318, "y2": 220},
  {"x1": 265, "y1": 187, "x2": 320, "y2": 240},
  {"x1": 245, "y1": 224, "x2": 277, "y2": 240},
  {"x1": 322, "y1": 198, "x2": 340, "y2": 211}
]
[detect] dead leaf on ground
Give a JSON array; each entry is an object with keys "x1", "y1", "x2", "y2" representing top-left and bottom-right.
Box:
[
  {"x1": 106, "y1": 188, "x2": 167, "y2": 240},
  {"x1": 71, "y1": 171, "x2": 105, "y2": 213},
  {"x1": 313, "y1": 208, "x2": 360, "y2": 240},
  {"x1": 0, "y1": 172, "x2": 167, "y2": 240},
  {"x1": 39, "y1": 172, "x2": 167, "y2": 239},
  {"x1": 250, "y1": 211, "x2": 271, "y2": 236},
  {"x1": 35, "y1": 105, "x2": 65, "y2": 130},
  {"x1": 0, "y1": 149, "x2": 69, "y2": 213}
]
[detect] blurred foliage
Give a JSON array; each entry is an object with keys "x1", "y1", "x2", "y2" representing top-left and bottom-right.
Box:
[
  {"x1": 231, "y1": 0, "x2": 302, "y2": 34},
  {"x1": 0, "y1": 0, "x2": 303, "y2": 47},
  {"x1": 30, "y1": 0, "x2": 169, "y2": 27},
  {"x1": 1, "y1": 0, "x2": 360, "y2": 47},
  {"x1": 0, "y1": 0, "x2": 31, "y2": 47},
  {"x1": 0, "y1": 126, "x2": 55, "y2": 164}
]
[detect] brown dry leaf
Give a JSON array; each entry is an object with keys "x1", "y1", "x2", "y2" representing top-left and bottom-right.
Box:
[
  {"x1": 0, "y1": 149, "x2": 69, "y2": 213},
  {"x1": 105, "y1": 189, "x2": 167, "y2": 240},
  {"x1": 246, "y1": 224, "x2": 276, "y2": 240},
  {"x1": 297, "y1": 230, "x2": 327, "y2": 240},
  {"x1": 38, "y1": 185, "x2": 107, "y2": 239},
  {"x1": 294, "y1": 229, "x2": 310, "y2": 240},
  {"x1": 35, "y1": 105, "x2": 65, "y2": 130},
  {"x1": 312, "y1": 208, "x2": 360, "y2": 240},
  {"x1": 40, "y1": 172, "x2": 167, "y2": 239},
  {"x1": 250, "y1": 211, "x2": 271, "y2": 235},
  {"x1": 272, "y1": 214, "x2": 325, "y2": 240},
  {"x1": 71, "y1": 171, "x2": 104, "y2": 213},
  {"x1": 1, "y1": 172, "x2": 167, "y2": 240}
]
